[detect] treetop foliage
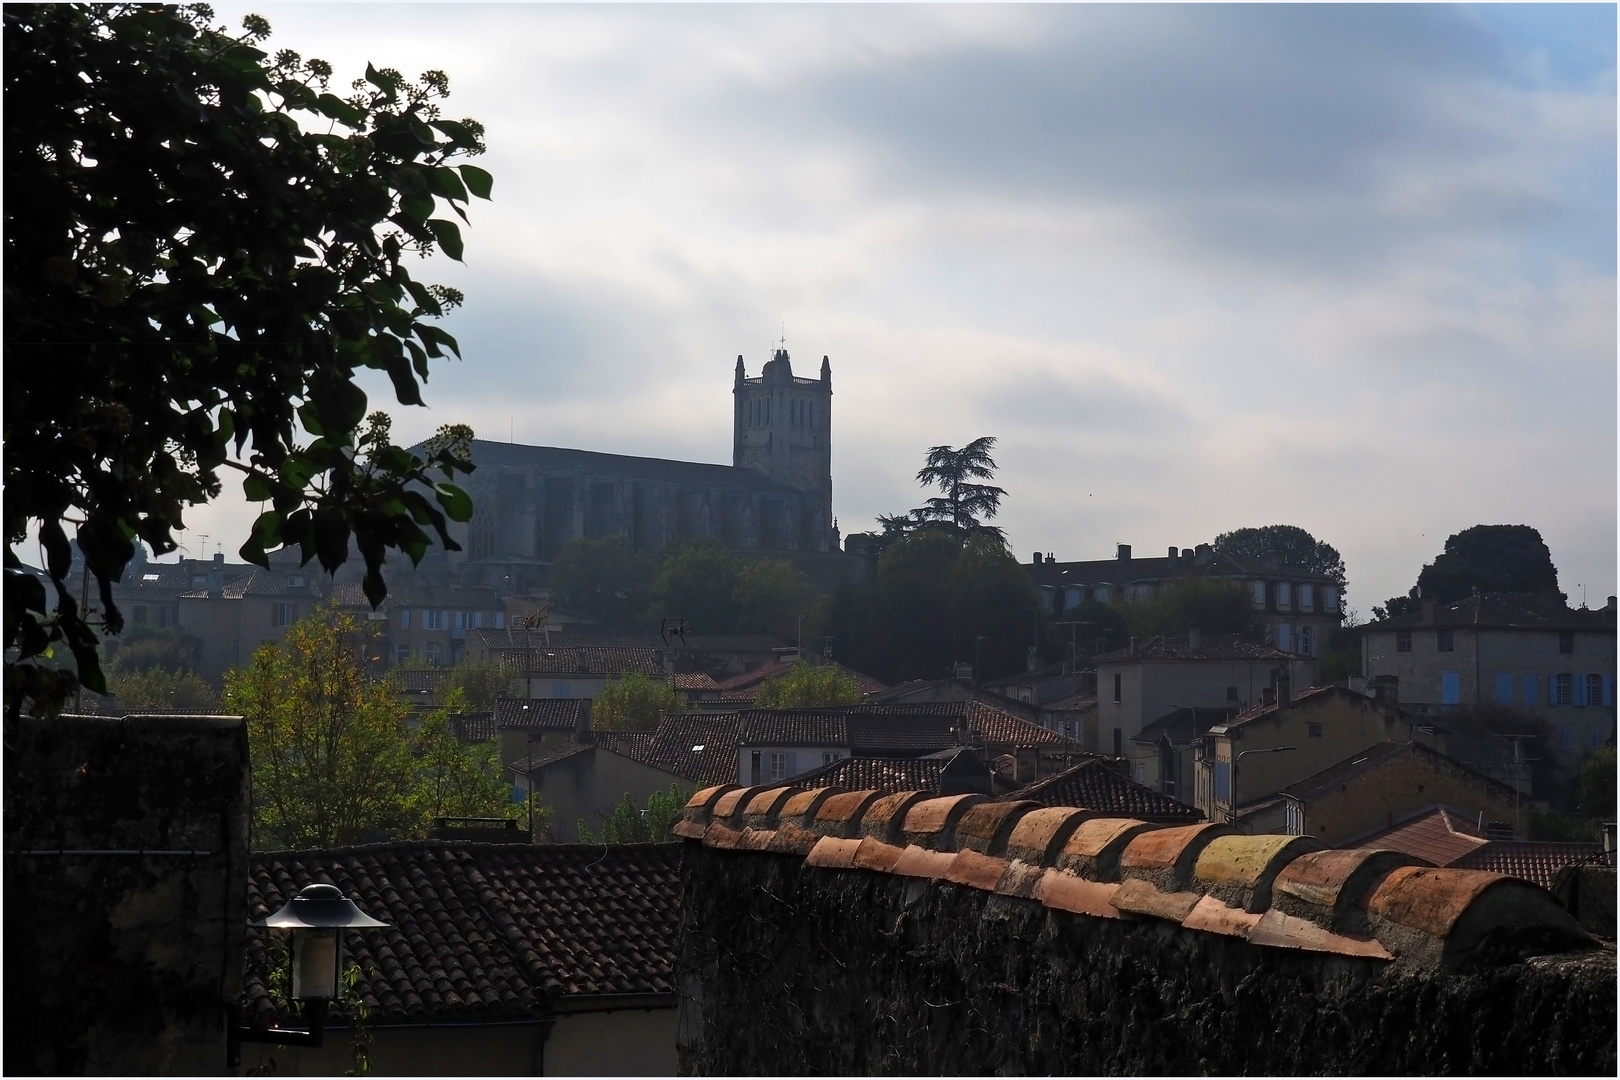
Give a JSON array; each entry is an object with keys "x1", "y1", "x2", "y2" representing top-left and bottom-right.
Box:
[
  {"x1": 5, "y1": 4, "x2": 491, "y2": 716},
  {"x1": 1211, "y1": 525, "x2": 1346, "y2": 587},
  {"x1": 883, "y1": 437, "x2": 1008, "y2": 543},
  {"x1": 592, "y1": 671, "x2": 685, "y2": 733},
  {"x1": 753, "y1": 661, "x2": 862, "y2": 709},
  {"x1": 1372, "y1": 524, "x2": 1561, "y2": 620}
]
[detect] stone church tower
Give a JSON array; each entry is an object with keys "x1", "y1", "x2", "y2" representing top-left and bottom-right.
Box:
[{"x1": 733, "y1": 348, "x2": 834, "y2": 550}]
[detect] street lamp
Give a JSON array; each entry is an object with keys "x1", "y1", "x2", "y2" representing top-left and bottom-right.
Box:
[
  {"x1": 228, "y1": 883, "x2": 389, "y2": 1068},
  {"x1": 1231, "y1": 746, "x2": 1296, "y2": 826}
]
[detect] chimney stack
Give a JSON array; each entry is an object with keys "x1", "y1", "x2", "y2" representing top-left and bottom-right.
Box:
[
  {"x1": 1274, "y1": 668, "x2": 1292, "y2": 709},
  {"x1": 1168, "y1": 546, "x2": 1178, "y2": 559},
  {"x1": 1261, "y1": 686, "x2": 1276, "y2": 708},
  {"x1": 1187, "y1": 627, "x2": 1201, "y2": 650},
  {"x1": 1117, "y1": 544, "x2": 1131, "y2": 562},
  {"x1": 1421, "y1": 599, "x2": 1437, "y2": 623}
]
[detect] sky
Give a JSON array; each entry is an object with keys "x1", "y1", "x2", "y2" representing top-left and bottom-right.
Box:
[{"x1": 178, "y1": 2, "x2": 1616, "y2": 615}]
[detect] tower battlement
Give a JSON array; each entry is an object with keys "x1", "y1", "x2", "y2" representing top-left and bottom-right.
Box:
[{"x1": 733, "y1": 349, "x2": 834, "y2": 550}]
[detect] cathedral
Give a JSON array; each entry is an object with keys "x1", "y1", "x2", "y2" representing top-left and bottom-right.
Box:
[{"x1": 444, "y1": 349, "x2": 836, "y2": 590}]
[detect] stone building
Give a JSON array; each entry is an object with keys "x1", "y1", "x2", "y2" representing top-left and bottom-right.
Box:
[{"x1": 442, "y1": 349, "x2": 837, "y2": 592}]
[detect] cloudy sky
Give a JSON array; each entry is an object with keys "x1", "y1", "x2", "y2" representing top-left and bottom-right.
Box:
[{"x1": 190, "y1": 3, "x2": 1615, "y2": 614}]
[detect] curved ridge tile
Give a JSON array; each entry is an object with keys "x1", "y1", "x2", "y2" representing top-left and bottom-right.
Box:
[
  {"x1": 900, "y1": 793, "x2": 988, "y2": 850},
  {"x1": 1193, "y1": 834, "x2": 1325, "y2": 913},
  {"x1": 860, "y1": 791, "x2": 932, "y2": 843},
  {"x1": 1120, "y1": 822, "x2": 1233, "y2": 890},
  {"x1": 1056, "y1": 818, "x2": 1160, "y2": 881},
  {"x1": 1004, "y1": 807, "x2": 1090, "y2": 866},
  {"x1": 1272, "y1": 848, "x2": 1430, "y2": 933},
  {"x1": 956, "y1": 800, "x2": 1042, "y2": 856}
]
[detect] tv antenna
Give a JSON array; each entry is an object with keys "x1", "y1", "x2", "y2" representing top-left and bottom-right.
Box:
[{"x1": 660, "y1": 617, "x2": 689, "y2": 647}]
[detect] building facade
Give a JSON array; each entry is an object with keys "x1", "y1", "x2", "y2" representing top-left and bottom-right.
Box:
[
  {"x1": 439, "y1": 350, "x2": 837, "y2": 592},
  {"x1": 1360, "y1": 593, "x2": 1617, "y2": 762},
  {"x1": 1028, "y1": 543, "x2": 1343, "y2": 657}
]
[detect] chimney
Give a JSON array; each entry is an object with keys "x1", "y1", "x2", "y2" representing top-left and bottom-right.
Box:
[
  {"x1": 1033, "y1": 552, "x2": 1043, "y2": 567},
  {"x1": 212, "y1": 552, "x2": 224, "y2": 566},
  {"x1": 575, "y1": 700, "x2": 592, "y2": 741},
  {"x1": 1607, "y1": 596, "x2": 1616, "y2": 612},
  {"x1": 1187, "y1": 627, "x2": 1201, "y2": 650},
  {"x1": 1182, "y1": 548, "x2": 1194, "y2": 559},
  {"x1": 1193, "y1": 543, "x2": 1213, "y2": 567},
  {"x1": 1261, "y1": 686, "x2": 1276, "y2": 708},
  {"x1": 1371, "y1": 674, "x2": 1399, "y2": 710},
  {"x1": 1168, "y1": 546, "x2": 1178, "y2": 559},
  {"x1": 1274, "y1": 668, "x2": 1292, "y2": 709},
  {"x1": 1045, "y1": 553, "x2": 1056, "y2": 565},
  {"x1": 1348, "y1": 674, "x2": 1368, "y2": 696},
  {"x1": 1117, "y1": 544, "x2": 1131, "y2": 562},
  {"x1": 1129, "y1": 636, "x2": 1139, "y2": 655},
  {"x1": 1420, "y1": 599, "x2": 1437, "y2": 623}
]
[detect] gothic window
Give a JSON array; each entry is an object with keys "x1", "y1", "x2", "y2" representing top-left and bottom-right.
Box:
[{"x1": 468, "y1": 496, "x2": 496, "y2": 561}]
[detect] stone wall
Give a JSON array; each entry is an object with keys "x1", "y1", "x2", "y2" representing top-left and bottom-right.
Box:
[
  {"x1": 673, "y1": 785, "x2": 1615, "y2": 1076},
  {"x1": 4, "y1": 714, "x2": 250, "y2": 1075}
]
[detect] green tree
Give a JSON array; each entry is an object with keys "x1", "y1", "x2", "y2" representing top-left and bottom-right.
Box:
[
  {"x1": 226, "y1": 606, "x2": 416, "y2": 848},
  {"x1": 443, "y1": 660, "x2": 507, "y2": 712},
  {"x1": 754, "y1": 662, "x2": 862, "y2": 708},
  {"x1": 580, "y1": 785, "x2": 692, "y2": 845},
  {"x1": 1373, "y1": 525, "x2": 1561, "y2": 620},
  {"x1": 1211, "y1": 525, "x2": 1347, "y2": 586},
  {"x1": 1116, "y1": 579, "x2": 1262, "y2": 642},
  {"x1": 110, "y1": 626, "x2": 205, "y2": 674},
  {"x1": 6, "y1": 5, "x2": 489, "y2": 717},
  {"x1": 1576, "y1": 746, "x2": 1616, "y2": 821},
  {"x1": 735, "y1": 558, "x2": 810, "y2": 641},
  {"x1": 947, "y1": 534, "x2": 1040, "y2": 676},
  {"x1": 592, "y1": 671, "x2": 685, "y2": 732},
  {"x1": 908, "y1": 436, "x2": 1007, "y2": 541},
  {"x1": 550, "y1": 536, "x2": 657, "y2": 626},
  {"x1": 109, "y1": 666, "x2": 218, "y2": 712},
  {"x1": 410, "y1": 690, "x2": 510, "y2": 823},
  {"x1": 648, "y1": 540, "x2": 740, "y2": 633}
]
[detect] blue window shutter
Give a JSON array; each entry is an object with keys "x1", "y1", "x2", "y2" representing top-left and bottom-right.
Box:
[{"x1": 1604, "y1": 675, "x2": 1614, "y2": 708}]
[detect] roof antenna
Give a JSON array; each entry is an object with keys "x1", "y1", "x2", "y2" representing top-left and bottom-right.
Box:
[{"x1": 510, "y1": 417, "x2": 514, "y2": 444}]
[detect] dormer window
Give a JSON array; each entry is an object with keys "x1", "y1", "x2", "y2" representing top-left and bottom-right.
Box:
[
  {"x1": 287, "y1": 575, "x2": 306, "y2": 588},
  {"x1": 191, "y1": 575, "x2": 208, "y2": 587},
  {"x1": 143, "y1": 573, "x2": 161, "y2": 582}
]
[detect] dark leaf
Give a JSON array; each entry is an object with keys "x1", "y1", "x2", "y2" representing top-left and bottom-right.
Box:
[{"x1": 458, "y1": 164, "x2": 493, "y2": 199}]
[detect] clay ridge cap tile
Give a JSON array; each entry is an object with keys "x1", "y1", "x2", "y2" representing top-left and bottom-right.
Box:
[
  {"x1": 1248, "y1": 908, "x2": 1393, "y2": 960},
  {"x1": 890, "y1": 844, "x2": 957, "y2": 880},
  {"x1": 671, "y1": 818, "x2": 708, "y2": 841},
  {"x1": 899, "y1": 793, "x2": 988, "y2": 850},
  {"x1": 765, "y1": 822, "x2": 821, "y2": 856},
  {"x1": 955, "y1": 800, "x2": 1042, "y2": 856},
  {"x1": 805, "y1": 836, "x2": 864, "y2": 871},
  {"x1": 712, "y1": 785, "x2": 771, "y2": 821},
  {"x1": 1363, "y1": 865, "x2": 1512, "y2": 938},
  {"x1": 1272, "y1": 848, "x2": 1431, "y2": 930},
  {"x1": 992, "y1": 859, "x2": 1048, "y2": 900},
  {"x1": 1193, "y1": 834, "x2": 1325, "y2": 913},
  {"x1": 1111, "y1": 877, "x2": 1204, "y2": 923},
  {"x1": 1033, "y1": 870, "x2": 1125, "y2": 920},
  {"x1": 1004, "y1": 807, "x2": 1090, "y2": 866},
  {"x1": 1056, "y1": 819, "x2": 1161, "y2": 882},
  {"x1": 851, "y1": 837, "x2": 905, "y2": 873},
  {"x1": 1119, "y1": 822, "x2": 1234, "y2": 889},
  {"x1": 702, "y1": 821, "x2": 745, "y2": 850},
  {"x1": 812, "y1": 790, "x2": 882, "y2": 836},
  {"x1": 780, "y1": 786, "x2": 843, "y2": 820},
  {"x1": 683, "y1": 785, "x2": 737, "y2": 812},
  {"x1": 741, "y1": 786, "x2": 798, "y2": 825},
  {"x1": 860, "y1": 791, "x2": 932, "y2": 843},
  {"x1": 944, "y1": 849, "x2": 1010, "y2": 892},
  {"x1": 1181, "y1": 894, "x2": 1263, "y2": 939},
  {"x1": 737, "y1": 828, "x2": 777, "y2": 851}
]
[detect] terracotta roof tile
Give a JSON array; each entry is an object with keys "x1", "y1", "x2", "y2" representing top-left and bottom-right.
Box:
[
  {"x1": 1095, "y1": 633, "x2": 1301, "y2": 664},
  {"x1": 1001, "y1": 760, "x2": 1202, "y2": 823},
  {"x1": 242, "y1": 842, "x2": 681, "y2": 1026},
  {"x1": 609, "y1": 714, "x2": 742, "y2": 786},
  {"x1": 670, "y1": 672, "x2": 720, "y2": 691},
  {"x1": 497, "y1": 647, "x2": 662, "y2": 676},
  {"x1": 493, "y1": 698, "x2": 589, "y2": 732},
  {"x1": 790, "y1": 756, "x2": 949, "y2": 792},
  {"x1": 1368, "y1": 590, "x2": 1616, "y2": 632},
  {"x1": 1448, "y1": 842, "x2": 1611, "y2": 890},
  {"x1": 1354, "y1": 807, "x2": 1490, "y2": 867}
]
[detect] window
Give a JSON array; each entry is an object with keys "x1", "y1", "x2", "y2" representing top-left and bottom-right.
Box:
[
  {"x1": 552, "y1": 680, "x2": 568, "y2": 698},
  {"x1": 471, "y1": 611, "x2": 484, "y2": 629},
  {"x1": 1495, "y1": 673, "x2": 1514, "y2": 706},
  {"x1": 400, "y1": 609, "x2": 411, "y2": 630},
  {"x1": 768, "y1": 752, "x2": 788, "y2": 781},
  {"x1": 822, "y1": 751, "x2": 838, "y2": 765},
  {"x1": 1590, "y1": 726, "x2": 1604, "y2": 751},
  {"x1": 423, "y1": 609, "x2": 446, "y2": 630},
  {"x1": 1299, "y1": 584, "x2": 1314, "y2": 611},
  {"x1": 1136, "y1": 763, "x2": 1146, "y2": 783},
  {"x1": 750, "y1": 751, "x2": 761, "y2": 785},
  {"x1": 1093, "y1": 586, "x2": 1110, "y2": 603},
  {"x1": 1298, "y1": 626, "x2": 1314, "y2": 657},
  {"x1": 273, "y1": 602, "x2": 295, "y2": 627},
  {"x1": 133, "y1": 605, "x2": 148, "y2": 625},
  {"x1": 1585, "y1": 674, "x2": 1602, "y2": 708},
  {"x1": 1437, "y1": 629, "x2": 1454, "y2": 652},
  {"x1": 1214, "y1": 760, "x2": 1230, "y2": 801},
  {"x1": 1323, "y1": 587, "x2": 1339, "y2": 613},
  {"x1": 494, "y1": 612, "x2": 506, "y2": 629},
  {"x1": 1396, "y1": 630, "x2": 1412, "y2": 653},
  {"x1": 1552, "y1": 673, "x2": 1573, "y2": 706},
  {"x1": 142, "y1": 572, "x2": 161, "y2": 582},
  {"x1": 191, "y1": 575, "x2": 208, "y2": 587},
  {"x1": 1523, "y1": 674, "x2": 1539, "y2": 707},
  {"x1": 1307, "y1": 723, "x2": 1323, "y2": 739},
  {"x1": 287, "y1": 575, "x2": 306, "y2": 587},
  {"x1": 1277, "y1": 623, "x2": 1292, "y2": 652},
  {"x1": 422, "y1": 641, "x2": 443, "y2": 665},
  {"x1": 396, "y1": 644, "x2": 410, "y2": 664},
  {"x1": 1112, "y1": 728, "x2": 1122, "y2": 757},
  {"x1": 1605, "y1": 675, "x2": 1615, "y2": 708},
  {"x1": 454, "y1": 611, "x2": 466, "y2": 630},
  {"x1": 1251, "y1": 581, "x2": 1266, "y2": 608},
  {"x1": 1559, "y1": 631, "x2": 1575, "y2": 655},
  {"x1": 1226, "y1": 686, "x2": 1239, "y2": 701},
  {"x1": 1440, "y1": 670, "x2": 1460, "y2": 706},
  {"x1": 1276, "y1": 583, "x2": 1292, "y2": 610},
  {"x1": 158, "y1": 605, "x2": 176, "y2": 628},
  {"x1": 1557, "y1": 724, "x2": 1574, "y2": 752},
  {"x1": 1112, "y1": 674, "x2": 1122, "y2": 703}
]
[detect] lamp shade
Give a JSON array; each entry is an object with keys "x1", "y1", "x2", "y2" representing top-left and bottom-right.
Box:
[{"x1": 255, "y1": 883, "x2": 389, "y2": 929}]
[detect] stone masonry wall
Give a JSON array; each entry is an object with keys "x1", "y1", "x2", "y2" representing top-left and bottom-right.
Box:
[
  {"x1": 674, "y1": 784, "x2": 1615, "y2": 1076},
  {"x1": 4, "y1": 714, "x2": 251, "y2": 1076}
]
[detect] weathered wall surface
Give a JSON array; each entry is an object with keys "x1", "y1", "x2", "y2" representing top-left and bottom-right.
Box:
[
  {"x1": 4, "y1": 714, "x2": 250, "y2": 1076},
  {"x1": 674, "y1": 785, "x2": 1615, "y2": 1076}
]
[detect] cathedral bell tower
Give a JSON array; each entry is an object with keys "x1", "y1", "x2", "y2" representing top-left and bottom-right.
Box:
[{"x1": 732, "y1": 346, "x2": 834, "y2": 551}]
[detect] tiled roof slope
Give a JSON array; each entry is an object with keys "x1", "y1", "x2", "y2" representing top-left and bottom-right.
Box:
[
  {"x1": 790, "y1": 756, "x2": 949, "y2": 793},
  {"x1": 1355, "y1": 807, "x2": 1489, "y2": 866},
  {"x1": 453, "y1": 712, "x2": 496, "y2": 742},
  {"x1": 497, "y1": 647, "x2": 663, "y2": 676},
  {"x1": 731, "y1": 701, "x2": 1061, "y2": 753},
  {"x1": 716, "y1": 659, "x2": 888, "y2": 697},
  {"x1": 1095, "y1": 633, "x2": 1300, "y2": 664},
  {"x1": 1367, "y1": 591, "x2": 1616, "y2": 632},
  {"x1": 1451, "y1": 843, "x2": 1613, "y2": 891},
  {"x1": 612, "y1": 714, "x2": 743, "y2": 786},
  {"x1": 389, "y1": 668, "x2": 454, "y2": 694},
  {"x1": 671, "y1": 672, "x2": 721, "y2": 691},
  {"x1": 493, "y1": 698, "x2": 589, "y2": 732},
  {"x1": 1283, "y1": 741, "x2": 1521, "y2": 803},
  {"x1": 243, "y1": 842, "x2": 681, "y2": 1025},
  {"x1": 673, "y1": 785, "x2": 1597, "y2": 975},
  {"x1": 1002, "y1": 760, "x2": 1203, "y2": 823},
  {"x1": 740, "y1": 710, "x2": 849, "y2": 747}
]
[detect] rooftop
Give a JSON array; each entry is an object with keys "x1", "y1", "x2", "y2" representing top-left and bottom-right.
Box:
[
  {"x1": 999, "y1": 759, "x2": 1203, "y2": 822},
  {"x1": 1366, "y1": 591, "x2": 1617, "y2": 633},
  {"x1": 457, "y1": 438, "x2": 804, "y2": 494},
  {"x1": 1281, "y1": 741, "x2": 1520, "y2": 804},
  {"x1": 243, "y1": 841, "x2": 682, "y2": 1026},
  {"x1": 492, "y1": 697, "x2": 589, "y2": 733},
  {"x1": 1028, "y1": 547, "x2": 1338, "y2": 588},
  {"x1": 1094, "y1": 633, "x2": 1302, "y2": 664},
  {"x1": 496, "y1": 646, "x2": 663, "y2": 677}
]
